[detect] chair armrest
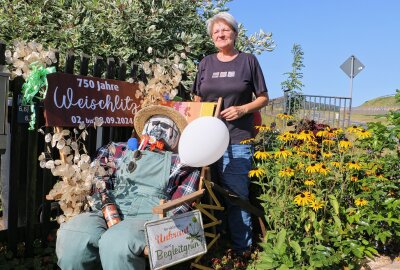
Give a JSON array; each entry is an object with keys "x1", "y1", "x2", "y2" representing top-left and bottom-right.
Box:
[{"x1": 152, "y1": 189, "x2": 205, "y2": 215}]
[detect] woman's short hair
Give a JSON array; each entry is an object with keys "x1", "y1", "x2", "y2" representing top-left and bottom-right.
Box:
[{"x1": 206, "y1": 12, "x2": 239, "y2": 37}]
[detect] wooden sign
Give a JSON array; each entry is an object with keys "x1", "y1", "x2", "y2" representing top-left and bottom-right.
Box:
[
  {"x1": 44, "y1": 73, "x2": 141, "y2": 127},
  {"x1": 145, "y1": 210, "x2": 207, "y2": 270}
]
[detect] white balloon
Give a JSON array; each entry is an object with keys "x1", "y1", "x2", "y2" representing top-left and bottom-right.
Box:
[{"x1": 178, "y1": 116, "x2": 229, "y2": 167}]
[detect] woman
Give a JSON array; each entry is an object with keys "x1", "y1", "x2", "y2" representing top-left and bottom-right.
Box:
[{"x1": 192, "y1": 12, "x2": 269, "y2": 254}]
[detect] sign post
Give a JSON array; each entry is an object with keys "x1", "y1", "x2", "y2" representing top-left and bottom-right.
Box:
[{"x1": 340, "y1": 55, "x2": 365, "y2": 125}]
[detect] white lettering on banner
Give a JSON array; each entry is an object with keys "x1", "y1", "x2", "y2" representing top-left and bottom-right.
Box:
[{"x1": 52, "y1": 87, "x2": 139, "y2": 115}]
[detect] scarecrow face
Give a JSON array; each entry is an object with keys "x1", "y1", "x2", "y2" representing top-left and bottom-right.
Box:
[{"x1": 142, "y1": 115, "x2": 180, "y2": 150}]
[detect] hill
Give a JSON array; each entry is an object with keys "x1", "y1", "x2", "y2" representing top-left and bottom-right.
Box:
[{"x1": 357, "y1": 95, "x2": 398, "y2": 108}]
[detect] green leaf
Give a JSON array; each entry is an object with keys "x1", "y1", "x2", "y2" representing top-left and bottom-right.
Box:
[
  {"x1": 289, "y1": 240, "x2": 302, "y2": 258},
  {"x1": 277, "y1": 264, "x2": 290, "y2": 270},
  {"x1": 328, "y1": 195, "x2": 339, "y2": 215}
]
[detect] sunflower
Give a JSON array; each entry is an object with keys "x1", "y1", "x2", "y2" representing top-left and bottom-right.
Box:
[
  {"x1": 347, "y1": 125, "x2": 362, "y2": 133},
  {"x1": 298, "y1": 130, "x2": 315, "y2": 142},
  {"x1": 310, "y1": 199, "x2": 324, "y2": 211},
  {"x1": 294, "y1": 191, "x2": 315, "y2": 206},
  {"x1": 347, "y1": 161, "x2": 361, "y2": 170},
  {"x1": 304, "y1": 179, "x2": 315, "y2": 186},
  {"x1": 240, "y1": 138, "x2": 255, "y2": 144},
  {"x1": 254, "y1": 151, "x2": 271, "y2": 160},
  {"x1": 339, "y1": 139, "x2": 352, "y2": 149},
  {"x1": 318, "y1": 164, "x2": 330, "y2": 175},
  {"x1": 278, "y1": 168, "x2": 295, "y2": 177},
  {"x1": 355, "y1": 129, "x2": 372, "y2": 139},
  {"x1": 355, "y1": 198, "x2": 368, "y2": 206},
  {"x1": 255, "y1": 125, "x2": 272, "y2": 132},
  {"x1": 277, "y1": 113, "x2": 294, "y2": 120},
  {"x1": 306, "y1": 163, "x2": 319, "y2": 173},
  {"x1": 248, "y1": 168, "x2": 265, "y2": 178},
  {"x1": 274, "y1": 148, "x2": 292, "y2": 159}
]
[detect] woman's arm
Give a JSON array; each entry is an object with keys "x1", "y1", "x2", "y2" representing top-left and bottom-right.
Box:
[{"x1": 220, "y1": 92, "x2": 269, "y2": 121}]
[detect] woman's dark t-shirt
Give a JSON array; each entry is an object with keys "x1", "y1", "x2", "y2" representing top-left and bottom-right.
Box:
[{"x1": 191, "y1": 52, "x2": 268, "y2": 144}]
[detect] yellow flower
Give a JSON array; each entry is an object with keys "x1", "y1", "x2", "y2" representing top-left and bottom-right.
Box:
[
  {"x1": 240, "y1": 138, "x2": 255, "y2": 144},
  {"x1": 361, "y1": 185, "x2": 371, "y2": 191},
  {"x1": 330, "y1": 161, "x2": 341, "y2": 168},
  {"x1": 306, "y1": 163, "x2": 319, "y2": 173},
  {"x1": 254, "y1": 151, "x2": 271, "y2": 160},
  {"x1": 277, "y1": 133, "x2": 290, "y2": 142},
  {"x1": 287, "y1": 131, "x2": 298, "y2": 140},
  {"x1": 274, "y1": 148, "x2": 292, "y2": 159},
  {"x1": 355, "y1": 129, "x2": 372, "y2": 139},
  {"x1": 294, "y1": 191, "x2": 315, "y2": 206},
  {"x1": 339, "y1": 139, "x2": 352, "y2": 149},
  {"x1": 277, "y1": 113, "x2": 294, "y2": 120},
  {"x1": 332, "y1": 128, "x2": 344, "y2": 136},
  {"x1": 318, "y1": 164, "x2": 330, "y2": 175},
  {"x1": 304, "y1": 179, "x2": 315, "y2": 186},
  {"x1": 296, "y1": 162, "x2": 305, "y2": 169},
  {"x1": 375, "y1": 173, "x2": 386, "y2": 179},
  {"x1": 310, "y1": 199, "x2": 324, "y2": 211},
  {"x1": 278, "y1": 168, "x2": 295, "y2": 177},
  {"x1": 351, "y1": 175, "x2": 359, "y2": 182},
  {"x1": 255, "y1": 125, "x2": 271, "y2": 132},
  {"x1": 347, "y1": 161, "x2": 361, "y2": 170},
  {"x1": 297, "y1": 130, "x2": 315, "y2": 142},
  {"x1": 347, "y1": 125, "x2": 362, "y2": 133},
  {"x1": 322, "y1": 152, "x2": 333, "y2": 158},
  {"x1": 355, "y1": 198, "x2": 368, "y2": 206},
  {"x1": 323, "y1": 139, "x2": 335, "y2": 146},
  {"x1": 248, "y1": 168, "x2": 265, "y2": 178},
  {"x1": 316, "y1": 128, "x2": 334, "y2": 138}
]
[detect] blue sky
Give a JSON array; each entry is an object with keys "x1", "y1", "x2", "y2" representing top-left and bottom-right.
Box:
[{"x1": 226, "y1": 0, "x2": 399, "y2": 106}]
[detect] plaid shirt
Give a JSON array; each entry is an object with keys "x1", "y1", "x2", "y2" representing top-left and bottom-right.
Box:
[{"x1": 94, "y1": 142, "x2": 200, "y2": 214}]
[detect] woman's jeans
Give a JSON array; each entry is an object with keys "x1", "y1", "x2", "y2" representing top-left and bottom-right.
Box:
[{"x1": 217, "y1": 144, "x2": 253, "y2": 253}]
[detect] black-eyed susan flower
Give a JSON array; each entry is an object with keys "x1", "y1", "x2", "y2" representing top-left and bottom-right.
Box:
[
  {"x1": 347, "y1": 161, "x2": 361, "y2": 170},
  {"x1": 330, "y1": 161, "x2": 341, "y2": 168},
  {"x1": 316, "y1": 128, "x2": 334, "y2": 138},
  {"x1": 322, "y1": 152, "x2": 333, "y2": 158},
  {"x1": 278, "y1": 168, "x2": 295, "y2": 177},
  {"x1": 355, "y1": 198, "x2": 368, "y2": 206},
  {"x1": 254, "y1": 151, "x2": 271, "y2": 160},
  {"x1": 332, "y1": 128, "x2": 344, "y2": 136},
  {"x1": 298, "y1": 130, "x2": 315, "y2": 142},
  {"x1": 277, "y1": 113, "x2": 294, "y2": 120},
  {"x1": 347, "y1": 125, "x2": 362, "y2": 133},
  {"x1": 255, "y1": 125, "x2": 271, "y2": 132},
  {"x1": 355, "y1": 129, "x2": 372, "y2": 139},
  {"x1": 304, "y1": 179, "x2": 315, "y2": 186},
  {"x1": 310, "y1": 199, "x2": 324, "y2": 211},
  {"x1": 274, "y1": 148, "x2": 292, "y2": 159},
  {"x1": 296, "y1": 162, "x2": 305, "y2": 169},
  {"x1": 248, "y1": 168, "x2": 265, "y2": 178},
  {"x1": 323, "y1": 139, "x2": 336, "y2": 146},
  {"x1": 287, "y1": 131, "x2": 298, "y2": 139},
  {"x1": 240, "y1": 138, "x2": 255, "y2": 144},
  {"x1": 375, "y1": 173, "x2": 386, "y2": 179},
  {"x1": 294, "y1": 191, "x2": 315, "y2": 206},
  {"x1": 350, "y1": 175, "x2": 359, "y2": 182},
  {"x1": 339, "y1": 138, "x2": 352, "y2": 149},
  {"x1": 277, "y1": 133, "x2": 290, "y2": 142},
  {"x1": 361, "y1": 186, "x2": 371, "y2": 192},
  {"x1": 318, "y1": 164, "x2": 330, "y2": 175},
  {"x1": 306, "y1": 163, "x2": 319, "y2": 173}
]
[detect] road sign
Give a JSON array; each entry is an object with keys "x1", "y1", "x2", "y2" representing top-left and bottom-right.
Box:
[{"x1": 340, "y1": 55, "x2": 365, "y2": 78}]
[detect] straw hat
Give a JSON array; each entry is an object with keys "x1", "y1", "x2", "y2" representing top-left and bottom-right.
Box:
[{"x1": 134, "y1": 105, "x2": 188, "y2": 138}]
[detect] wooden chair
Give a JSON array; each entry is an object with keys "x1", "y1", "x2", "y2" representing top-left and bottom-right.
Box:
[{"x1": 146, "y1": 98, "x2": 225, "y2": 270}]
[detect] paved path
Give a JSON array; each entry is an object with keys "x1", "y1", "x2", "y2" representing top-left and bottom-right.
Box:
[{"x1": 362, "y1": 256, "x2": 400, "y2": 270}]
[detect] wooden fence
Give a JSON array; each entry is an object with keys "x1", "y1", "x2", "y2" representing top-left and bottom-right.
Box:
[{"x1": 0, "y1": 42, "x2": 190, "y2": 257}]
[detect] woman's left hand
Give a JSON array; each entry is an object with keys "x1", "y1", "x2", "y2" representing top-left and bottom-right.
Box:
[{"x1": 220, "y1": 106, "x2": 248, "y2": 121}]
